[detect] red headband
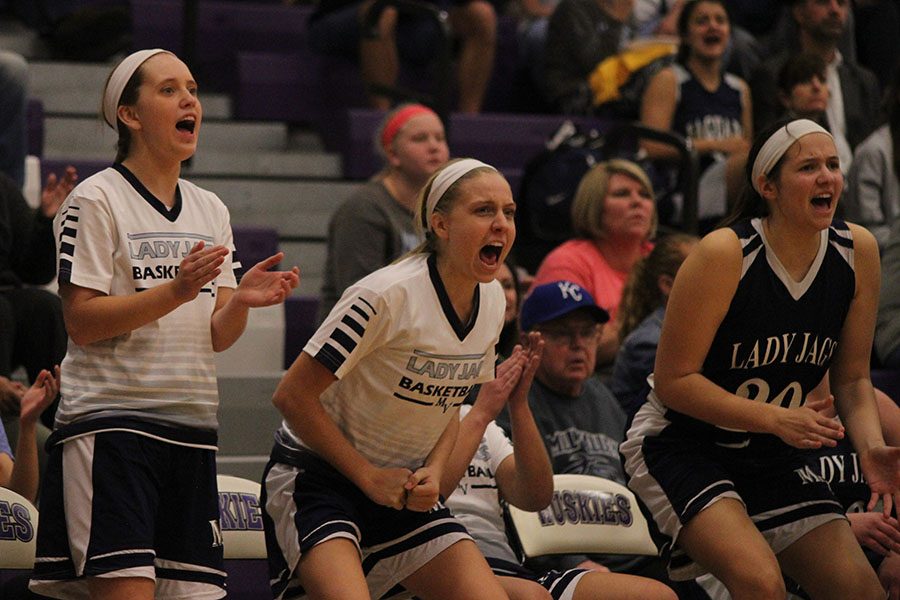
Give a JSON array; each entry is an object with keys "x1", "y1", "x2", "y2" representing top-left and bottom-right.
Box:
[{"x1": 380, "y1": 105, "x2": 437, "y2": 151}]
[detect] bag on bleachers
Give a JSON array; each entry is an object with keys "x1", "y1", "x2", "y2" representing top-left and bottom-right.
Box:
[
  {"x1": 514, "y1": 120, "x2": 610, "y2": 273},
  {"x1": 587, "y1": 40, "x2": 677, "y2": 120}
]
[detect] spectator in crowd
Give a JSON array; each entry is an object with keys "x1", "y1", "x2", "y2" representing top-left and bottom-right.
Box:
[
  {"x1": 639, "y1": 0, "x2": 752, "y2": 232},
  {"x1": 496, "y1": 280, "x2": 680, "y2": 590},
  {"x1": 622, "y1": 118, "x2": 896, "y2": 599},
  {"x1": 750, "y1": 0, "x2": 879, "y2": 156},
  {"x1": 0, "y1": 165, "x2": 77, "y2": 429},
  {"x1": 0, "y1": 50, "x2": 27, "y2": 187},
  {"x1": 845, "y1": 60, "x2": 900, "y2": 250},
  {"x1": 776, "y1": 52, "x2": 829, "y2": 123},
  {"x1": 530, "y1": 159, "x2": 656, "y2": 369},
  {"x1": 776, "y1": 51, "x2": 852, "y2": 175},
  {"x1": 541, "y1": 0, "x2": 635, "y2": 114},
  {"x1": 610, "y1": 232, "x2": 697, "y2": 422},
  {"x1": 0, "y1": 366, "x2": 59, "y2": 504},
  {"x1": 496, "y1": 258, "x2": 522, "y2": 358},
  {"x1": 633, "y1": 0, "x2": 760, "y2": 81},
  {"x1": 442, "y1": 333, "x2": 679, "y2": 600},
  {"x1": 317, "y1": 103, "x2": 449, "y2": 322},
  {"x1": 307, "y1": 0, "x2": 497, "y2": 113},
  {"x1": 876, "y1": 215, "x2": 900, "y2": 369}
]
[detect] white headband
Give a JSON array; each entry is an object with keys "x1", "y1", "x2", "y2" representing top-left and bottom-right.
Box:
[
  {"x1": 103, "y1": 49, "x2": 172, "y2": 128},
  {"x1": 751, "y1": 119, "x2": 833, "y2": 193},
  {"x1": 424, "y1": 158, "x2": 497, "y2": 229}
]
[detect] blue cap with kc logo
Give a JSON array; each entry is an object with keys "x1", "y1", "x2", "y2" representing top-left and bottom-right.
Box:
[{"x1": 520, "y1": 280, "x2": 610, "y2": 332}]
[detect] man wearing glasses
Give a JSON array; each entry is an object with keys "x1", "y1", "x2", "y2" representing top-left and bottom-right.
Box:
[{"x1": 497, "y1": 280, "x2": 673, "y2": 585}]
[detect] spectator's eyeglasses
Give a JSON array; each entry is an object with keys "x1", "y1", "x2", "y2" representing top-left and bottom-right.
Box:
[{"x1": 537, "y1": 324, "x2": 601, "y2": 346}]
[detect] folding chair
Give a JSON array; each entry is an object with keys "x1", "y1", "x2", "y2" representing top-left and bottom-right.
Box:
[
  {"x1": 0, "y1": 487, "x2": 39, "y2": 592},
  {"x1": 505, "y1": 474, "x2": 658, "y2": 559},
  {"x1": 217, "y1": 474, "x2": 269, "y2": 599}
]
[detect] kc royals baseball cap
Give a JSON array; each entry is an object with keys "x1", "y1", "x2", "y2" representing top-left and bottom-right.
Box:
[{"x1": 519, "y1": 280, "x2": 610, "y2": 332}]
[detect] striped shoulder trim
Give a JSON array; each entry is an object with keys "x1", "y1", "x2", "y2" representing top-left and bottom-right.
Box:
[
  {"x1": 57, "y1": 204, "x2": 81, "y2": 284},
  {"x1": 735, "y1": 220, "x2": 763, "y2": 280},
  {"x1": 828, "y1": 219, "x2": 853, "y2": 269},
  {"x1": 315, "y1": 296, "x2": 378, "y2": 373}
]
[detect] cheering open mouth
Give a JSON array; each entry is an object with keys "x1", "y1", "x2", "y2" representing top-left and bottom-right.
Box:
[{"x1": 479, "y1": 243, "x2": 503, "y2": 266}]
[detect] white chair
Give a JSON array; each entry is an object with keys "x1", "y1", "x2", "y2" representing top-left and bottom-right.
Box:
[
  {"x1": 0, "y1": 487, "x2": 38, "y2": 570},
  {"x1": 505, "y1": 474, "x2": 658, "y2": 559},
  {"x1": 0, "y1": 486, "x2": 39, "y2": 595},
  {"x1": 216, "y1": 474, "x2": 270, "y2": 599},
  {"x1": 217, "y1": 474, "x2": 267, "y2": 560}
]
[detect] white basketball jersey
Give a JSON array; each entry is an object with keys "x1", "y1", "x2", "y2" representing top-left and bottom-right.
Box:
[
  {"x1": 54, "y1": 165, "x2": 241, "y2": 431},
  {"x1": 279, "y1": 253, "x2": 505, "y2": 470}
]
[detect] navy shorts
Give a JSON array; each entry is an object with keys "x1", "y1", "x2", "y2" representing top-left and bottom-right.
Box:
[
  {"x1": 487, "y1": 557, "x2": 589, "y2": 600},
  {"x1": 30, "y1": 430, "x2": 226, "y2": 599},
  {"x1": 622, "y1": 399, "x2": 845, "y2": 581},
  {"x1": 262, "y1": 444, "x2": 471, "y2": 600}
]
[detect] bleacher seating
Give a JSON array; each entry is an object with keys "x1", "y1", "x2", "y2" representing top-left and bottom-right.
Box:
[
  {"x1": 232, "y1": 225, "x2": 280, "y2": 272},
  {"x1": 283, "y1": 295, "x2": 320, "y2": 370},
  {"x1": 339, "y1": 108, "x2": 612, "y2": 180},
  {"x1": 216, "y1": 474, "x2": 270, "y2": 600}
]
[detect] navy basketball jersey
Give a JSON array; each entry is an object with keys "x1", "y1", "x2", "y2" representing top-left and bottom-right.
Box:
[
  {"x1": 671, "y1": 63, "x2": 743, "y2": 142},
  {"x1": 671, "y1": 64, "x2": 743, "y2": 167},
  {"x1": 696, "y1": 218, "x2": 855, "y2": 447}
]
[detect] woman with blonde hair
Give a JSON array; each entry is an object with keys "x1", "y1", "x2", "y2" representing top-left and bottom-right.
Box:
[
  {"x1": 531, "y1": 158, "x2": 657, "y2": 367},
  {"x1": 262, "y1": 158, "x2": 519, "y2": 600}
]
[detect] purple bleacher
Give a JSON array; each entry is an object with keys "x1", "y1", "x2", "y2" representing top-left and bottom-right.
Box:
[
  {"x1": 232, "y1": 226, "x2": 280, "y2": 271},
  {"x1": 41, "y1": 158, "x2": 111, "y2": 183},
  {"x1": 26, "y1": 99, "x2": 44, "y2": 158},
  {"x1": 234, "y1": 51, "x2": 325, "y2": 125},
  {"x1": 223, "y1": 560, "x2": 269, "y2": 600},
  {"x1": 872, "y1": 369, "x2": 900, "y2": 404},
  {"x1": 133, "y1": 0, "x2": 311, "y2": 92},
  {"x1": 339, "y1": 108, "x2": 610, "y2": 180},
  {"x1": 130, "y1": 0, "x2": 184, "y2": 54},
  {"x1": 284, "y1": 296, "x2": 319, "y2": 370},
  {"x1": 194, "y1": 2, "x2": 309, "y2": 91}
]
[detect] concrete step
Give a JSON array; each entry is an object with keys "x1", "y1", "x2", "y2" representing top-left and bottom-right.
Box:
[
  {"x1": 183, "y1": 149, "x2": 341, "y2": 178},
  {"x1": 216, "y1": 374, "x2": 284, "y2": 481},
  {"x1": 30, "y1": 60, "x2": 233, "y2": 119},
  {"x1": 191, "y1": 176, "x2": 360, "y2": 238},
  {"x1": 279, "y1": 241, "x2": 326, "y2": 302},
  {"x1": 44, "y1": 115, "x2": 293, "y2": 155},
  {"x1": 42, "y1": 148, "x2": 342, "y2": 179}
]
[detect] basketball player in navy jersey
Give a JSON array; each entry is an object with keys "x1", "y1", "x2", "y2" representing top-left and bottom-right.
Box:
[
  {"x1": 621, "y1": 118, "x2": 900, "y2": 600},
  {"x1": 29, "y1": 49, "x2": 300, "y2": 600},
  {"x1": 262, "y1": 158, "x2": 517, "y2": 599}
]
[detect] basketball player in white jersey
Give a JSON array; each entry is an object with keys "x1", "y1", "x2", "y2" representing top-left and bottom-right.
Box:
[
  {"x1": 29, "y1": 49, "x2": 300, "y2": 600},
  {"x1": 262, "y1": 158, "x2": 516, "y2": 599}
]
